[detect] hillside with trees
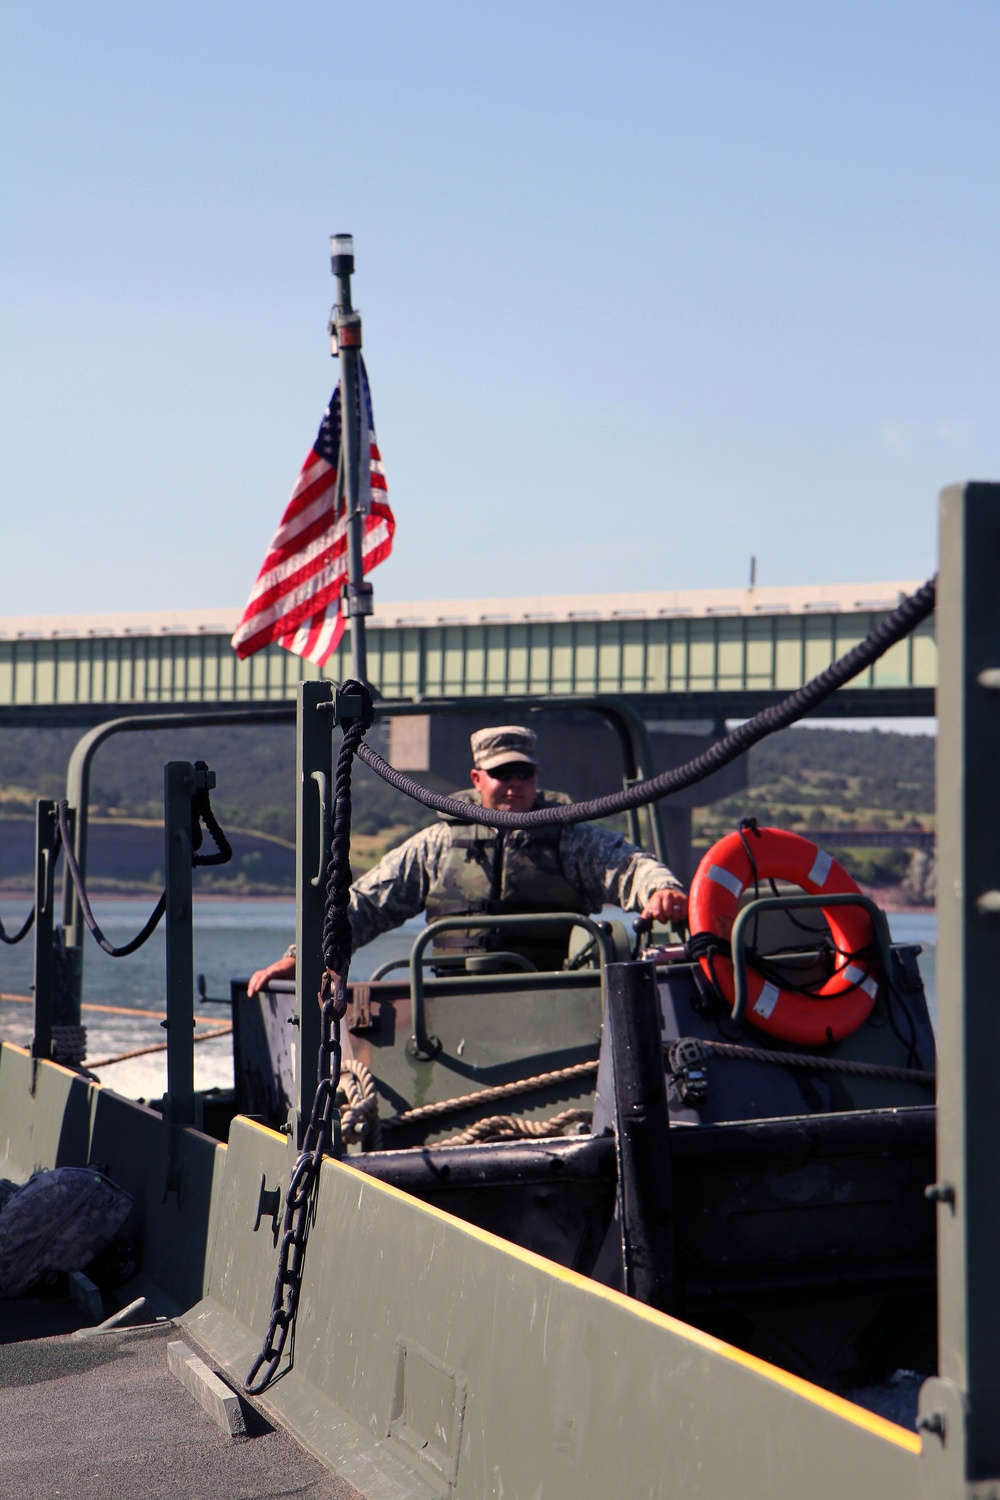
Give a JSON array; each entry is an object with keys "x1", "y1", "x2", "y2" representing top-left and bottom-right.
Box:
[
  {"x1": 0, "y1": 722, "x2": 934, "y2": 894},
  {"x1": 696, "y1": 726, "x2": 934, "y2": 887},
  {"x1": 0, "y1": 723, "x2": 433, "y2": 893}
]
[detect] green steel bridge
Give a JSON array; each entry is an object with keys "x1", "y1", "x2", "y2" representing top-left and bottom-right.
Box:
[{"x1": 0, "y1": 580, "x2": 935, "y2": 727}]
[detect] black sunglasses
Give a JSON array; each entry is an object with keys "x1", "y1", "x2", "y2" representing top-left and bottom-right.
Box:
[{"x1": 484, "y1": 762, "x2": 537, "y2": 782}]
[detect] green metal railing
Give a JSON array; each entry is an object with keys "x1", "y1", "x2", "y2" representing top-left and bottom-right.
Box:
[{"x1": 406, "y1": 913, "x2": 617, "y2": 1059}]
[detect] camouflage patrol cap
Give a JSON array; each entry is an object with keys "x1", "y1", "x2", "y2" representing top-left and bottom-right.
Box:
[{"x1": 470, "y1": 724, "x2": 538, "y2": 771}]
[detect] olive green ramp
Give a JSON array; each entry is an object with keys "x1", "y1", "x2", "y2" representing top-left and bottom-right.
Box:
[{"x1": 185, "y1": 1116, "x2": 921, "y2": 1500}]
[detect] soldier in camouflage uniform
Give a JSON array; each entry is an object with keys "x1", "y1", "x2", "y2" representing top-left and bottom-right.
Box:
[{"x1": 248, "y1": 725, "x2": 686, "y2": 988}]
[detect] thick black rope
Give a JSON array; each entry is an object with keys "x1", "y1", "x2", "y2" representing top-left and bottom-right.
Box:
[
  {"x1": 354, "y1": 575, "x2": 936, "y2": 828},
  {"x1": 56, "y1": 781, "x2": 232, "y2": 959},
  {"x1": 699, "y1": 1037, "x2": 934, "y2": 1088},
  {"x1": 322, "y1": 681, "x2": 377, "y2": 980}
]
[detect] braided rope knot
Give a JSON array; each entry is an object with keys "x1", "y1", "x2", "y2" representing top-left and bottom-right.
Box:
[
  {"x1": 439, "y1": 1108, "x2": 593, "y2": 1146},
  {"x1": 338, "y1": 1058, "x2": 383, "y2": 1149}
]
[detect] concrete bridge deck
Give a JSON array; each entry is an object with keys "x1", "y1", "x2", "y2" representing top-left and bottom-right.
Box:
[{"x1": 0, "y1": 581, "x2": 935, "y2": 726}]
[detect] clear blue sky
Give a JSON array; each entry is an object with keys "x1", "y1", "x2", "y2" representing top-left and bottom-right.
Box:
[{"x1": 2, "y1": 1, "x2": 997, "y2": 616}]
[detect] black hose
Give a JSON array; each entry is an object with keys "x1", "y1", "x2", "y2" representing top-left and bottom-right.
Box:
[
  {"x1": 57, "y1": 801, "x2": 167, "y2": 957},
  {"x1": 0, "y1": 906, "x2": 35, "y2": 945},
  {"x1": 54, "y1": 767, "x2": 232, "y2": 959},
  {"x1": 355, "y1": 575, "x2": 936, "y2": 829},
  {"x1": 0, "y1": 818, "x2": 66, "y2": 943},
  {"x1": 191, "y1": 762, "x2": 234, "y2": 866}
]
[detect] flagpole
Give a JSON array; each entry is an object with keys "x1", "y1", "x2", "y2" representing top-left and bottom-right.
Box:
[{"x1": 330, "y1": 232, "x2": 372, "y2": 686}]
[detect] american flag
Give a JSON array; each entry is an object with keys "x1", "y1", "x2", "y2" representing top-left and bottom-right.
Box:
[{"x1": 231, "y1": 358, "x2": 394, "y2": 667}]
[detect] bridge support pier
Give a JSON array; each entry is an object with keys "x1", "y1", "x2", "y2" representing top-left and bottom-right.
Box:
[{"x1": 660, "y1": 806, "x2": 694, "y2": 887}]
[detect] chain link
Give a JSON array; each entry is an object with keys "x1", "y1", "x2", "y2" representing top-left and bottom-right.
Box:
[
  {"x1": 245, "y1": 691, "x2": 368, "y2": 1397},
  {"x1": 245, "y1": 988, "x2": 344, "y2": 1394}
]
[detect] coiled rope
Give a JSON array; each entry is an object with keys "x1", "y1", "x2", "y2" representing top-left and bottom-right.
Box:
[
  {"x1": 337, "y1": 1057, "x2": 596, "y2": 1149},
  {"x1": 380, "y1": 1058, "x2": 600, "y2": 1130},
  {"x1": 367, "y1": 1041, "x2": 930, "y2": 1142},
  {"x1": 341, "y1": 1037, "x2": 931, "y2": 1158},
  {"x1": 339, "y1": 1057, "x2": 383, "y2": 1149},
  {"x1": 354, "y1": 575, "x2": 936, "y2": 828},
  {"x1": 438, "y1": 1108, "x2": 593, "y2": 1145}
]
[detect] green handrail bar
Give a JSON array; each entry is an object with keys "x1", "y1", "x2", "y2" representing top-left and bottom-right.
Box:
[
  {"x1": 408, "y1": 912, "x2": 617, "y2": 1058},
  {"x1": 729, "y1": 891, "x2": 894, "y2": 1027}
]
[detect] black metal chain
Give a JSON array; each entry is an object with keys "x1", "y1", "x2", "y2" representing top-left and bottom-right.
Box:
[
  {"x1": 354, "y1": 575, "x2": 937, "y2": 828},
  {"x1": 56, "y1": 775, "x2": 232, "y2": 959},
  {"x1": 245, "y1": 681, "x2": 375, "y2": 1396},
  {"x1": 243, "y1": 996, "x2": 343, "y2": 1394}
]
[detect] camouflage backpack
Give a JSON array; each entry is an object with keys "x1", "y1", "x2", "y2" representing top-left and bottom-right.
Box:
[{"x1": 0, "y1": 1167, "x2": 132, "y2": 1297}]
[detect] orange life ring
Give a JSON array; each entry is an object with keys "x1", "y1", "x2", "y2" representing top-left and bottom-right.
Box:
[{"x1": 688, "y1": 827, "x2": 878, "y2": 1046}]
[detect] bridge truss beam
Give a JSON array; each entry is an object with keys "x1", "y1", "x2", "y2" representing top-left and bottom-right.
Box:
[{"x1": 0, "y1": 605, "x2": 936, "y2": 726}]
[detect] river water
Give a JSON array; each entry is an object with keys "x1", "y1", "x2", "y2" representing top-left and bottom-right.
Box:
[{"x1": 0, "y1": 897, "x2": 937, "y2": 1102}]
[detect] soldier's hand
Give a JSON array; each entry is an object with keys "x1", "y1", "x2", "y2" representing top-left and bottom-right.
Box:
[
  {"x1": 641, "y1": 888, "x2": 688, "y2": 927},
  {"x1": 247, "y1": 954, "x2": 297, "y2": 996}
]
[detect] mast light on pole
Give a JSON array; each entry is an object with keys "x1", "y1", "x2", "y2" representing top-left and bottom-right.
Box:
[
  {"x1": 329, "y1": 232, "x2": 370, "y2": 683},
  {"x1": 330, "y1": 233, "x2": 355, "y2": 275}
]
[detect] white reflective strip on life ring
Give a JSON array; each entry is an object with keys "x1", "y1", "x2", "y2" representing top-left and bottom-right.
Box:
[
  {"x1": 844, "y1": 963, "x2": 878, "y2": 999},
  {"x1": 707, "y1": 863, "x2": 744, "y2": 900},
  {"x1": 752, "y1": 981, "x2": 781, "y2": 1020},
  {"x1": 807, "y1": 848, "x2": 833, "y2": 888}
]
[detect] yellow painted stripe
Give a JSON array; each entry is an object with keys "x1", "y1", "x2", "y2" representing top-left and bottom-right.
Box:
[
  {"x1": 0, "y1": 1076, "x2": 921, "y2": 1455},
  {"x1": 332, "y1": 1154, "x2": 922, "y2": 1455},
  {"x1": 0, "y1": 1048, "x2": 231, "y2": 1158},
  {"x1": 1, "y1": 1040, "x2": 84, "y2": 1081}
]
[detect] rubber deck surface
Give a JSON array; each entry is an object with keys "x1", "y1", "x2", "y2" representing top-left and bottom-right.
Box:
[{"x1": 0, "y1": 1321, "x2": 363, "y2": 1499}]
